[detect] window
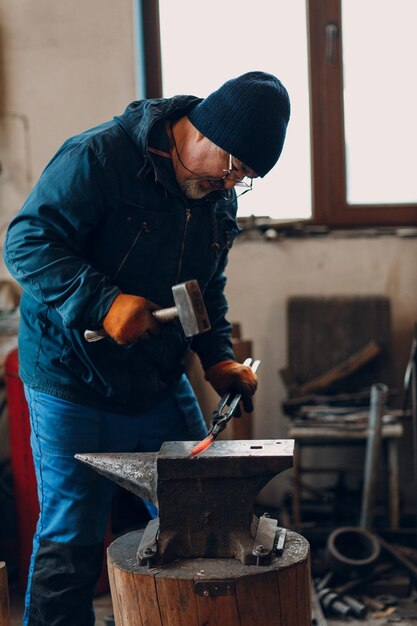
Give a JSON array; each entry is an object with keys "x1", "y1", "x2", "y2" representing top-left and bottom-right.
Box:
[
  {"x1": 141, "y1": 0, "x2": 417, "y2": 226},
  {"x1": 342, "y1": 2, "x2": 417, "y2": 206},
  {"x1": 308, "y1": 0, "x2": 417, "y2": 226},
  {"x1": 146, "y1": 0, "x2": 312, "y2": 222}
]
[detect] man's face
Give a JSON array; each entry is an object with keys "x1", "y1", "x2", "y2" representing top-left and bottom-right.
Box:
[{"x1": 174, "y1": 135, "x2": 256, "y2": 200}]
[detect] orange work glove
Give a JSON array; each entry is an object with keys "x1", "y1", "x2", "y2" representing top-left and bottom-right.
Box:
[
  {"x1": 205, "y1": 360, "x2": 258, "y2": 413},
  {"x1": 102, "y1": 294, "x2": 160, "y2": 345}
]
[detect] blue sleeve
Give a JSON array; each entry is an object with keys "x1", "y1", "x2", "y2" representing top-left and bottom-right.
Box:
[{"x1": 3, "y1": 141, "x2": 120, "y2": 329}]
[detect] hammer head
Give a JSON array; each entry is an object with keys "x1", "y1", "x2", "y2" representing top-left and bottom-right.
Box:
[{"x1": 172, "y1": 280, "x2": 211, "y2": 337}]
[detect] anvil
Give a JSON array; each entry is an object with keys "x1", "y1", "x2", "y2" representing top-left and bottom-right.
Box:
[{"x1": 76, "y1": 439, "x2": 293, "y2": 566}]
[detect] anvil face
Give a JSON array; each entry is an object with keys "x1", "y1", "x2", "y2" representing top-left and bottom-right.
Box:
[
  {"x1": 158, "y1": 439, "x2": 294, "y2": 477},
  {"x1": 76, "y1": 439, "x2": 294, "y2": 565}
]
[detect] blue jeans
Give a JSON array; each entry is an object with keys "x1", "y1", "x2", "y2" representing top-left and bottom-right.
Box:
[{"x1": 23, "y1": 374, "x2": 207, "y2": 626}]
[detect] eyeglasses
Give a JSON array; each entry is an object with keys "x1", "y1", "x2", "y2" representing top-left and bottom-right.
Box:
[
  {"x1": 170, "y1": 125, "x2": 254, "y2": 197},
  {"x1": 221, "y1": 154, "x2": 253, "y2": 190}
]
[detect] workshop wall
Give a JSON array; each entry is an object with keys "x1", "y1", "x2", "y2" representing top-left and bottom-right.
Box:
[
  {"x1": 0, "y1": 0, "x2": 138, "y2": 257},
  {"x1": 226, "y1": 237, "x2": 417, "y2": 508}
]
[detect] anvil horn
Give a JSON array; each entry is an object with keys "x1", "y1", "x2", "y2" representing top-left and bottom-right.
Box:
[{"x1": 75, "y1": 452, "x2": 158, "y2": 506}]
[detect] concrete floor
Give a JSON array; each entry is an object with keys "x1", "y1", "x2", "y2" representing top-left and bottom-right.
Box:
[{"x1": 10, "y1": 587, "x2": 417, "y2": 625}]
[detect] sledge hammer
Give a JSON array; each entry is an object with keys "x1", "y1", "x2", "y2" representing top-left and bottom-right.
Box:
[{"x1": 84, "y1": 279, "x2": 211, "y2": 342}]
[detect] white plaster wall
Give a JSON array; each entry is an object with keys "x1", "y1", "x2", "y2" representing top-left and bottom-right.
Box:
[
  {"x1": 0, "y1": 0, "x2": 138, "y2": 276},
  {"x1": 227, "y1": 237, "x2": 417, "y2": 437},
  {"x1": 225, "y1": 237, "x2": 417, "y2": 508}
]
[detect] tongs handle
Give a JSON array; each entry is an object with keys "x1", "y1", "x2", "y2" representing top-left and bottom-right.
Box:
[{"x1": 209, "y1": 357, "x2": 261, "y2": 438}]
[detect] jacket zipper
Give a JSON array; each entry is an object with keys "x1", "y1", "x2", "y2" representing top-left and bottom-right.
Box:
[
  {"x1": 113, "y1": 221, "x2": 149, "y2": 280},
  {"x1": 176, "y1": 208, "x2": 191, "y2": 282}
]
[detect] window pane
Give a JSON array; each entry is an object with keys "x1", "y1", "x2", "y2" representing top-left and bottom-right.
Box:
[
  {"x1": 342, "y1": 0, "x2": 417, "y2": 205},
  {"x1": 158, "y1": 0, "x2": 311, "y2": 220}
]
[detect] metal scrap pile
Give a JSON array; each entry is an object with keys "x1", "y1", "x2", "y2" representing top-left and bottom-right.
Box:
[{"x1": 312, "y1": 537, "x2": 417, "y2": 624}]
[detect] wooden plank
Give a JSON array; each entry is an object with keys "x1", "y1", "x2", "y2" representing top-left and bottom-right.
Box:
[
  {"x1": 277, "y1": 562, "x2": 311, "y2": 626},
  {"x1": 0, "y1": 562, "x2": 11, "y2": 626},
  {"x1": 288, "y1": 423, "x2": 403, "y2": 441},
  {"x1": 287, "y1": 296, "x2": 392, "y2": 389},
  {"x1": 112, "y1": 567, "x2": 144, "y2": 626},
  {"x1": 195, "y1": 592, "x2": 241, "y2": 626},
  {"x1": 107, "y1": 556, "x2": 124, "y2": 626},
  {"x1": 276, "y1": 566, "x2": 298, "y2": 626},
  {"x1": 134, "y1": 574, "x2": 163, "y2": 626},
  {"x1": 155, "y1": 576, "x2": 198, "y2": 626},
  {"x1": 294, "y1": 340, "x2": 381, "y2": 395},
  {"x1": 110, "y1": 566, "x2": 164, "y2": 626},
  {"x1": 295, "y1": 556, "x2": 312, "y2": 626},
  {"x1": 235, "y1": 570, "x2": 282, "y2": 625}
]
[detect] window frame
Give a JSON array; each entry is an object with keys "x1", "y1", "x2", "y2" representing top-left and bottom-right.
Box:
[
  {"x1": 140, "y1": 0, "x2": 163, "y2": 99},
  {"x1": 308, "y1": 0, "x2": 417, "y2": 226},
  {"x1": 143, "y1": 0, "x2": 417, "y2": 227}
]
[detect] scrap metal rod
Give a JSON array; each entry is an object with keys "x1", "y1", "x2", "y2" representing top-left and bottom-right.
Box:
[{"x1": 359, "y1": 383, "x2": 388, "y2": 529}]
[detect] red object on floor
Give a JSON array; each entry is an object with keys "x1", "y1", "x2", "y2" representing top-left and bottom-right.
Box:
[
  {"x1": 5, "y1": 348, "x2": 38, "y2": 593},
  {"x1": 5, "y1": 348, "x2": 111, "y2": 595}
]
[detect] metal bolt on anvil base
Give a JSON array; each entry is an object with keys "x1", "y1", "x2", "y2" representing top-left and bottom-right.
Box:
[{"x1": 76, "y1": 439, "x2": 294, "y2": 566}]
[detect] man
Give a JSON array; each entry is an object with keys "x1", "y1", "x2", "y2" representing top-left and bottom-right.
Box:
[{"x1": 4, "y1": 71, "x2": 290, "y2": 625}]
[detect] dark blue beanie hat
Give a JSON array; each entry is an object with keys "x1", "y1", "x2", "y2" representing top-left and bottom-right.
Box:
[{"x1": 188, "y1": 71, "x2": 290, "y2": 177}]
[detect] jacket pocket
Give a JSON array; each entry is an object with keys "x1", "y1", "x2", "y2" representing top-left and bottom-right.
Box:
[
  {"x1": 211, "y1": 216, "x2": 239, "y2": 261},
  {"x1": 109, "y1": 202, "x2": 175, "y2": 293},
  {"x1": 113, "y1": 219, "x2": 149, "y2": 280},
  {"x1": 220, "y1": 218, "x2": 239, "y2": 251},
  {"x1": 59, "y1": 342, "x2": 131, "y2": 402}
]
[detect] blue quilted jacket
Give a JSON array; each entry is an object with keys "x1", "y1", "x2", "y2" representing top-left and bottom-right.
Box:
[{"x1": 3, "y1": 96, "x2": 239, "y2": 414}]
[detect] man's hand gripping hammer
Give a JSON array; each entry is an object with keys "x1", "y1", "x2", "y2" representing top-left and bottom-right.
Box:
[{"x1": 84, "y1": 279, "x2": 210, "y2": 342}]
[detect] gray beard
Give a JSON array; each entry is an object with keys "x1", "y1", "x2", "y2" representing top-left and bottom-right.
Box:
[{"x1": 180, "y1": 179, "x2": 210, "y2": 200}]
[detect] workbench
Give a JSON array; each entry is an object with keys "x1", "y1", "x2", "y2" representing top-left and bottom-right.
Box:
[{"x1": 289, "y1": 423, "x2": 404, "y2": 529}]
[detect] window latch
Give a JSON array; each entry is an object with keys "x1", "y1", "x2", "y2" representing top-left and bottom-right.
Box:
[{"x1": 325, "y1": 22, "x2": 338, "y2": 63}]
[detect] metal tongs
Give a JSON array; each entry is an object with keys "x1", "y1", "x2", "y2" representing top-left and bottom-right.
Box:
[{"x1": 190, "y1": 357, "x2": 261, "y2": 456}]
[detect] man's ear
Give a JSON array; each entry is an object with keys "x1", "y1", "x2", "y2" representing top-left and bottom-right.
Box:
[{"x1": 195, "y1": 130, "x2": 205, "y2": 143}]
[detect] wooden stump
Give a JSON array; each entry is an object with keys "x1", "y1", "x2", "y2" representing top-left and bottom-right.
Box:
[
  {"x1": 108, "y1": 530, "x2": 311, "y2": 626},
  {"x1": 0, "y1": 562, "x2": 11, "y2": 626}
]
